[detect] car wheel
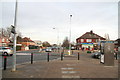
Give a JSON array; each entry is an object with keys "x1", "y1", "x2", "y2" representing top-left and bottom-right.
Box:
[
  {"x1": 4, "y1": 52, "x2": 8, "y2": 56},
  {"x1": 10, "y1": 54, "x2": 13, "y2": 56},
  {"x1": 98, "y1": 56, "x2": 100, "y2": 59}
]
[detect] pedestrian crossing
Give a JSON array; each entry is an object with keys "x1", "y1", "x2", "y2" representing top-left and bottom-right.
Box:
[
  {"x1": 62, "y1": 75, "x2": 80, "y2": 78},
  {"x1": 61, "y1": 64, "x2": 80, "y2": 78}
]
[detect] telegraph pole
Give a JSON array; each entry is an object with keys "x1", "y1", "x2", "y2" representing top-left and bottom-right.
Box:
[{"x1": 12, "y1": 0, "x2": 18, "y2": 71}]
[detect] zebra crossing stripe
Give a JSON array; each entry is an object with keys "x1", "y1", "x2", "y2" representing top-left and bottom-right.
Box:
[
  {"x1": 62, "y1": 71, "x2": 77, "y2": 74},
  {"x1": 61, "y1": 68, "x2": 74, "y2": 70},
  {"x1": 62, "y1": 75, "x2": 80, "y2": 78}
]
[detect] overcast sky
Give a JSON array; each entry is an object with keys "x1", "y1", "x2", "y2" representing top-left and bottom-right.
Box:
[{"x1": 1, "y1": 0, "x2": 119, "y2": 44}]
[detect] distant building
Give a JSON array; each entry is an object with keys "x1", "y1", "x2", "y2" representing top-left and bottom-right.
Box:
[
  {"x1": 114, "y1": 38, "x2": 120, "y2": 51},
  {"x1": 76, "y1": 30, "x2": 106, "y2": 51},
  {"x1": 0, "y1": 36, "x2": 10, "y2": 46},
  {"x1": 21, "y1": 37, "x2": 37, "y2": 50},
  {"x1": 34, "y1": 40, "x2": 43, "y2": 47}
]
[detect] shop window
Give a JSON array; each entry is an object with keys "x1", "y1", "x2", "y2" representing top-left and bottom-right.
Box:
[
  {"x1": 81, "y1": 39, "x2": 84, "y2": 42},
  {"x1": 2, "y1": 38, "x2": 5, "y2": 42},
  {"x1": 87, "y1": 39, "x2": 91, "y2": 42},
  {"x1": 96, "y1": 39, "x2": 98, "y2": 42}
]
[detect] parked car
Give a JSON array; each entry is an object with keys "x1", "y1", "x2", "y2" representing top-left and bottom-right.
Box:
[
  {"x1": 45, "y1": 47, "x2": 52, "y2": 52},
  {"x1": 91, "y1": 52, "x2": 101, "y2": 59},
  {"x1": 91, "y1": 51, "x2": 117, "y2": 59},
  {"x1": 0, "y1": 47, "x2": 13, "y2": 56},
  {"x1": 71, "y1": 47, "x2": 76, "y2": 50}
]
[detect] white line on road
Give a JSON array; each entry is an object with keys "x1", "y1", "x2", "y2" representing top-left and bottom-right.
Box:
[
  {"x1": 16, "y1": 53, "x2": 31, "y2": 55},
  {"x1": 62, "y1": 75, "x2": 80, "y2": 78},
  {"x1": 61, "y1": 68, "x2": 75, "y2": 70},
  {"x1": 62, "y1": 71, "x2": 77, "y2": 74}
]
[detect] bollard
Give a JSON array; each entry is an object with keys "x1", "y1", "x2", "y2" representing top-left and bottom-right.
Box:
[
  {"x1": 116, "y1": 53, "x2": 117, "y2": 60},
  {"x1": 47, "y1": 53, "x2": 49, "y2": 62},
  {"x1": 78, "y1": 52, "x2": 80, "y2": 60},
  {"x1": 72, "y1": 50, "x2": 73, "y2": 54},
  {"x1": 61, "y1": 52, "x2": 63, "y2": 61},
  {"x1": 4, "y1": 56, "x2": 7, "y2": 70},
  {"x1": 31, "y1": 53, "x2": 33, "y2": 64}
]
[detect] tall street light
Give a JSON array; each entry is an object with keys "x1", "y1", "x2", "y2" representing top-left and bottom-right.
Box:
[
  {"x1": 68, "y1": 15, "x2": 72, "y2": 55},
  {"x1": 53, "y1": 28, "x2": 59, "y2": 53},
  {"x1": 12, "y1": 0, "x2": 18, "y2": 71}
]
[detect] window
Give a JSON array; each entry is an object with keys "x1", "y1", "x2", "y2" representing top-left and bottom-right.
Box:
[
  {"x1": 81, "y1": 39, "x2": 84, "y2": 42},
  {"x1": 87, "y1": 39, "x2": 91, "y2": 42},
  {"x1": 96, "y1": 39, "x2": 98, "y2": 42},
  {"x1": 6, "y1": 39, "x2": 9, "y2": 42},
  {"x1": 2, "y1": 38, "x2": 5, "y2": 42}
]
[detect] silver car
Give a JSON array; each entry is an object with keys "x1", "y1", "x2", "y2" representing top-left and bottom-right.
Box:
[
  {"x1": 45, "y1": 47, "x2": 52, "y2": 52},
  {"x1": 0, "y1": 47, "x2": 13, "y2": 56}
]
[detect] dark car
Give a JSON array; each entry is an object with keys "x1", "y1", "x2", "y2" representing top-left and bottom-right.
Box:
[{"x1": 91, "y1": 52, "x2": 101, "y2": 59}]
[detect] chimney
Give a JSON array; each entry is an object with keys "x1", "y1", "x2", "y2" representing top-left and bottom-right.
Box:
[{"x1": 90, "y1": 30, "x2": 93, "y2": 34}]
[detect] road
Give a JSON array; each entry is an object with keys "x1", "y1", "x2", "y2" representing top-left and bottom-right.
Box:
[
  {"x1": 1, "y1": 50, "x2": 102, "y2": 69},
  {"x1": 1, "y1": 50, "x2": 61, "y2": 68}
]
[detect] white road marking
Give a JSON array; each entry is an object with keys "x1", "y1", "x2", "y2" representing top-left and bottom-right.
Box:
[
  {"x1": 16, "y1": 53, "x2": 31, "y2": 55},
  {"x1": 61, "y1": 64, "x2": 80, "y2": 78},
  {"x1": 62, "y1": 75, "x2": 80, "y2": 78},
  {"x1": 61, "y1": 67, "x2": 75, "y2": 70},
  {"x1": 62, "y1": 71, "x2": 77, "y2": 74}
]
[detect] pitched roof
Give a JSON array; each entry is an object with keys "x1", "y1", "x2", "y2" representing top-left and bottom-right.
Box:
[
  {"x1": 22, "y1": 37, "x2": 34, "y2": 42},
  {"x1": 77, "y1": 30, "x2": 106, "y2": 40}
]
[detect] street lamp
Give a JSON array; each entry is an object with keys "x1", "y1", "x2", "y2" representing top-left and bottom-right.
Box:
[
  {"x1": 68, "y1": 15, "x2": 72, "y2": 55},
  {"x1": 53, "y1": 28, "x2": 59, "y2": 53},
  {"x1": 12, "y1": 0, "x2": 18, "y2": 71}
]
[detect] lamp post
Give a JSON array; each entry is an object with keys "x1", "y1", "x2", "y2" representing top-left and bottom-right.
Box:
[
  {"x1": 12, "y1": 0, "x2": 18, "y2": 71},
  {"x1": 53, "y1": 28, "x2": 59, "y2": 53},
  {"x1": 68, "y1": 15, "x2": 72, "y2": 55}
]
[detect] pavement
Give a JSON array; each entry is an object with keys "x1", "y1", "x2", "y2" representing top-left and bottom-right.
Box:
[{"x1": 1, "y1": 50, "x2": 119, "y2": 80}]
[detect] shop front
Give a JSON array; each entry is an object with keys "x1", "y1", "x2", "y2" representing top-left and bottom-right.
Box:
[{"x1": 81, "y1": 43, "x2": 94, "y2": 51}]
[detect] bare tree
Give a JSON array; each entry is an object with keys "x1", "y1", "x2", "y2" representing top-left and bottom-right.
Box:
[
  {"x1": 0, "y1": 26, "x2": 22, "y2": 43},
  {"x1": 62, "y1": 37, "x2": 70, "y2": 47},
  {"x1": 42, "y1": 41, "x2": 51, "y2": 47}
]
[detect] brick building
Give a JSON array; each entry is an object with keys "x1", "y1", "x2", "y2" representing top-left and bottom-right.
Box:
[
  {"x1": 76, "y1": 30, "x2": 106, "y2": 51},
  {"x1": 21, "y1": 37, "x2": 37, "y2": 50},
  {"x1": 0, "y1": 36, "x2": 10, "y2": 46}
]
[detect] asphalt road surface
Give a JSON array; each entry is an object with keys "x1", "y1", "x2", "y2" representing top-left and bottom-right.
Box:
[
  {"x1": 1, "y1": 50, "x2": 61, "y2": 69},
  {"x1": 1, "y1": 50, "x2": 93, "y2": 69}
]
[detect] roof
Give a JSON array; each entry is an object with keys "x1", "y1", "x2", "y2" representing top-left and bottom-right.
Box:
[
  {"x1": 115, "y1": 38, "x2": 120, "y2": 46},
  {"x1": 77, "y1": 30, "x2": 106, "y2": 40},
  {"x1": 22, "y1": 37, "x2": 34, "y2": 42}
]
